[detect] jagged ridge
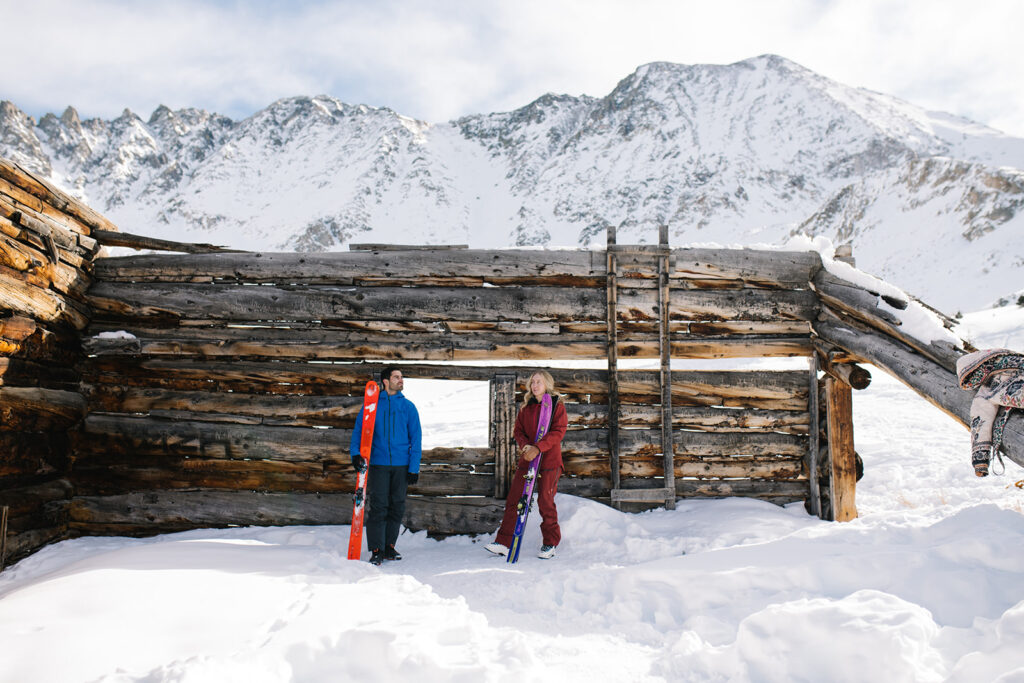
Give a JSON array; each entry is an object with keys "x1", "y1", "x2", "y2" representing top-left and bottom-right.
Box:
[{"x1": 2, "y1": 55, "x2": 1022, "y2": 312}]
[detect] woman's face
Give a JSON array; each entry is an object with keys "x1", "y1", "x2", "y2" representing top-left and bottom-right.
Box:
[{"x1": 529, "y1": 374, "x2": 546, "y2": 398}]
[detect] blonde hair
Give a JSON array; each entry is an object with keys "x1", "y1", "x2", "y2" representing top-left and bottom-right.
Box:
[{"x1": 523, "y1": 370, "x2": 558, "y2": 406}]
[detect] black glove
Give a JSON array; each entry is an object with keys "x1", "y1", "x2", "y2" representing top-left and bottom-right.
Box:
[
  {"x1": 407, "y1": 472, "x2": 419, "y2": 485},
  {"x1": 351, "y1": 454, "x2": 365, "y2": 472}
]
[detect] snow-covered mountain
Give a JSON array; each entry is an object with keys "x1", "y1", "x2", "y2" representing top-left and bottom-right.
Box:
[{"x1": 3, "y1": 55, "x2": 1023, "y2": 313}]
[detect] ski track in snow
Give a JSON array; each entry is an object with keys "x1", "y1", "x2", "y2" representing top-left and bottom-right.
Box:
[{"x1": 1, "y1": 317, "x2": 1023, "y2": 682}]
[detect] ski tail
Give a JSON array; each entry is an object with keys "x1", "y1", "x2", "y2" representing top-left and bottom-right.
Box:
[
  {"x1": 347, "y1": 380, "x2": 380, "y2": 560},
  {"x1": 508, "y1": 534, "x2": 523, "y2": 563}
]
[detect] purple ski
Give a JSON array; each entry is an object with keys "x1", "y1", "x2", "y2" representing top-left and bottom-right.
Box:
[{"x1": 507, "y1": 393, "x2": 553, "y2": 563}]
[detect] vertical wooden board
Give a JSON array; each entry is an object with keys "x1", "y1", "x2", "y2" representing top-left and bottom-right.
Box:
[
  {"x1": 490, "y1": 374, "x2": 517, "y2": 498},
  {"x1": 825, "y1": 377, "x2": 857, "y2": 521},
  {"x1": 606, "y1": 225, "x2": 621, "y2": 493},
  {"x1": 806, "y1": 355, "x2": 822, "y2": 518},
  {"x1": 658, "y1": 230, "x2": 675, "y2": 509},
  {"x1": 1, "y1": 504, "x2": 8, "y2": 569}
]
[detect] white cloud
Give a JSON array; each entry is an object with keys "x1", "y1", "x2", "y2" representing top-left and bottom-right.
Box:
[{"x1": 1, "y1": 0, "x2": 1021, "y2": 136}]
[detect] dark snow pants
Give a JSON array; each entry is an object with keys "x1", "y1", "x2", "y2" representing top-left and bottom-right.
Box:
[{"x1": 366, "y1": 465, "x2": 408, "y2": 552}]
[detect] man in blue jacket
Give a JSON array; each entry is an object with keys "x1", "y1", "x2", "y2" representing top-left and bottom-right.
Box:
[{"x1": 350, "y1": 366, "x2": 422, "y2": 565}]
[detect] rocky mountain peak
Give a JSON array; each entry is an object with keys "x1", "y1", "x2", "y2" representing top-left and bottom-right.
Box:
[{"x1": 1, "y1": 58, "x2": 1021, "y2": 311}]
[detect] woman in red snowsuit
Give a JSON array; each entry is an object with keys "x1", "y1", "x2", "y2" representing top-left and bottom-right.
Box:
[{"x1": 485, "y1": 370, "x2": 568, "y2": 559}]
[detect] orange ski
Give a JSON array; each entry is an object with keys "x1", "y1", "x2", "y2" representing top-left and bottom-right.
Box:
[{"x1": 347, "y1": 379, "x2": 380, "y2": 559}]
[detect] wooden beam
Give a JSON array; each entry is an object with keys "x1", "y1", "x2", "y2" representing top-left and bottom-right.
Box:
[
  {"x1": 567, "y1": 404, "x2": 809, "y2": 433},
  {"x1": 348, "y1": 243, "x2": 468, "y2": 251},
  {"x1": 606, "y1": 224, "x2": 621, "y2": 493},
  {"x1": 658, "y1": 226, "x2": 675, "y2": 509},
  {"x1": 86, "y1": 386, "x2": 364, "y2": 427},
  {"x1": 94, "y1": 250, "x2": 606, "y2": 284},
  {"x1": 81, "y1": 326, "x2": 811, "y2": 362},
  {"x1": 817, "y1": 350, "x2": 872, "y2": 390},
  {"x1": 813, "y1": 270, "x2": 962, "y2": 371},
  {"x1": 81, "y1": 359, "x2": 812, "y2": 411},
  {"x1": 806, "y1": 355, "x2": 822, "y2": 518},
  {"x1": 490, "y1": 373, "x2": 516, "y2": 498},
  {"x1": 825, "y1": 377, "x2": 857, "y2": 521},
  {"x1": 1, "y1": 504, "x2": 8, "y2": 569},
  {"x1": 91, "y1": 229, "x2": 241, "y2": 254},
  {"x1": 87, "y1": 281, "x2": 607, "y2": 323},
  {"x1": 0, "y1": 157, "x2": 118, "y2": 234},
  {"x1": 561, "y1": 428, "x2": 807, "y2": 458},
  {"x1": 814, "y1": 316, "x2": 1024, "y2": 472},
  {"x1": 67, "y1": 491, "x2": 503, "y2": 536},
  {"x1": 91, "y1": 247, "x2": 820, "y2": 287},
  {"x1": 610, "y1": 487, "x2": 674, "y2": 503},
  {"x1": 0, "y1": 386, "x2": 86, "y2": 431}
]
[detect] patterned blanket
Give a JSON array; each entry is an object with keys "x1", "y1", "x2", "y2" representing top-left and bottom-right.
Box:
[{"x1": 956, "y1": 348, "x2": 1024, "y2": 476}]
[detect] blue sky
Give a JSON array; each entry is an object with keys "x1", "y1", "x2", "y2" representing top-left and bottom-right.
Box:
[{"x1": 3, "y1": 0, "x2": 1022, "y2": 136}]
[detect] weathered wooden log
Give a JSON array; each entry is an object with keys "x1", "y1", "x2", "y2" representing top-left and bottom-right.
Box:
[
  {"x1": 0, "y1": 229, "x2": 93, "y2": 297},
  {"x1": 567, "y1": 404, "x2": 809, "y2": 433},
  {"x1": 559, "y1": 476, "x2": 809, "y2": 501},
  {"x1": 0, "y1": 357, "x2": 80, "y2": 390},
  {"x1": 75, "y1": 414, "x2": 804, "y2": 469},
  {"x1": 94, "y1": 250, "x2": 606, "y2": 285},
  {"x1": 561, "y1": 428, "x2": 807, "y2": 458},
  {"x1": 0, "y1": 194, "x2": 93, "y2": 259},
  {"x1": 0, "y1": 478, "x2": 73, "y2": 517},
  {"x1": 77, "y1": 415, "x2": 490, "y2": 467},
  {"x1": 814, "y1": 317, "x2": 1024, "y2": 471},
  {"x1": 806, "y1": 356, "x2": 822, "y2": 518},
  {"x1": 818, "y1": 352, "x2": 872, "y2": 390},
  {"x1": 0, "y1": 230, "x2": 45, "y2": 271},
  {"x1": 607, "y1": 229, "x2": 622, "y2": 493},
  {"x1": 82, "y1": 330, "x2": 607, "y2": 362},
  {"x1": 825, "y1": 377, "x2": 857, "y2": 521},
  {"x1": 0, "y1": 264, "x2": 90, "y2": 328},
  {"x1": 81, "y1": 329, "x2": 810, "y2": 362},
  {"x1": 489, "y1": 374, "x2": 516, "y2": 498},
  {"x1": 67, "y1": 491, "x2": 504, "y2": 536},
  {"x1": 85, "y1": 315, "x2": 808, "y2": 344},
  {"x1": 87, "y1": 280, "x2": 817, "y2": 325},
  {"x1": 564, "y1": 453, "x2": 805, "y2": 479},
  {"x1": 617, "y1": 287, "x2": 818, "y2": 322},
  {"x1": 1, "y1": 479, "x2": 70, "y2": 566},
  {"x1": 85, "y1": 386, "x2": 364, "y2": 427},
  {"x1": 656, "y1": 230, "x2": 676, "y2": 508},
  {"x1": 2, "y1": 525, "x2": 65, "y2": 565},
  {"x1": 0, "y1": 157, "x2": 117, "y2": 234},
  {"x1": 0, "y1": 387, "x2": 86, "y2": 431},
  {"x1": 78, "y1": 414, "x2": 351, "y2": 463},
  {"x1": 91, "y1": 229, "x2": 240, "y2": 254},
  {"x1": 349, "y1": 243, "x2": 469, "y2": 251},
  {"x1": 0, "y1": 315, "x2": 80, "y2": 362},
  {"x1": 87, "y1": 281, "x2": 607, "y2": 323},
  {"x1": 0, "y1": 504, "x2": 6, "y2": 567},
  {"x1": 0, "y1": 176, "x2": 94, "y2": 243},
  {"x1": 91, "y1": 248, "x2": 821, "y2": 287},
  {"x1": 0, "y1": 432, "x2": 71, "y2": 481},
  {"x1": 66, "y1": 490, "x2": 359, "y2": 528},
  {"x1": 813, "y1": 270, "x2": 963, "y2": 372},
  {"x1": 0, "y1": 213, "x2": 90, "y2": 271},
  {"x1": 71, "y1": 459, "x2": 494, "y2": 497},
  {"x1": 82, "y1": 359, "x2": 809, "y2": 406}
]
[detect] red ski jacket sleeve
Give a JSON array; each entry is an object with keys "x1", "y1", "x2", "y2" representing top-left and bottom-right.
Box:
[{"x1": 513, "y1": 396, "x2": 568, "y2": 470}]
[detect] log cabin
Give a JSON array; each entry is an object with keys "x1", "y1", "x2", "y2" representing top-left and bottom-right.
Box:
[{"x1": 2, "y1": 156, "x2": 1019, "y2": 568}]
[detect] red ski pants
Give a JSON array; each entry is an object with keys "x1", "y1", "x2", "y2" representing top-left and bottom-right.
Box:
[{"x1": 495, "y1": 461, "x2": 562, "y2": 548}]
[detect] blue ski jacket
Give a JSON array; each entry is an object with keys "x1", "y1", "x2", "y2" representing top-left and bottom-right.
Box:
[{"x1": 350, "y1": 390, "x2": 423, "y2": 473}]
